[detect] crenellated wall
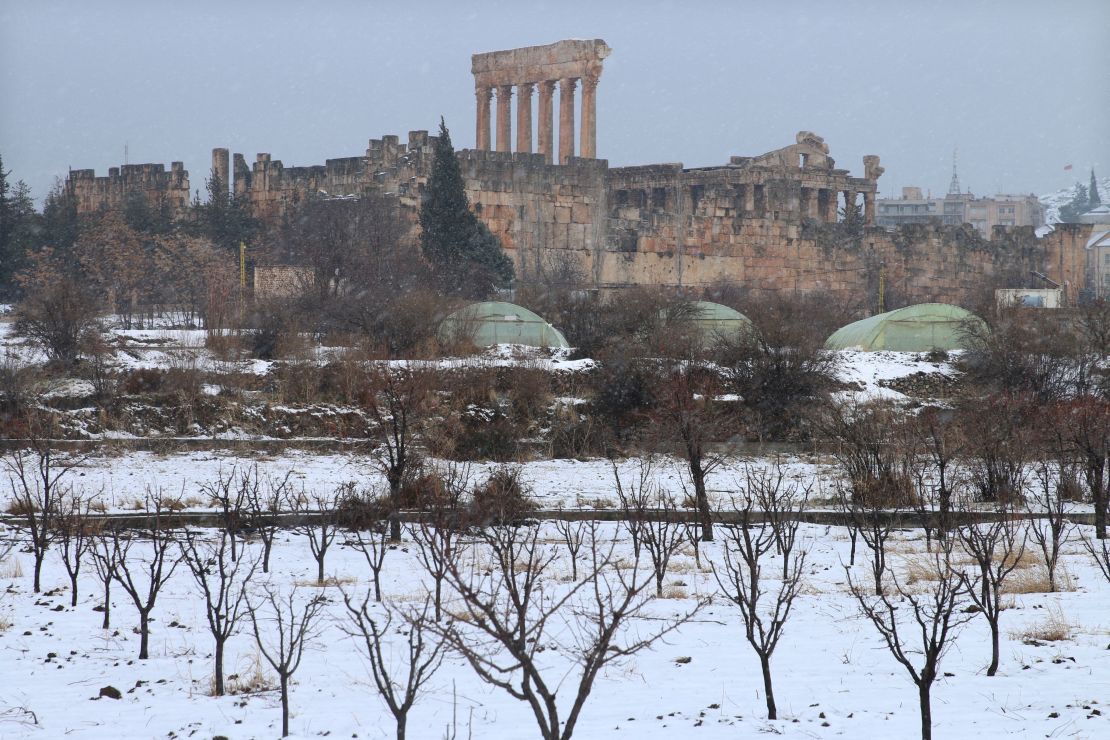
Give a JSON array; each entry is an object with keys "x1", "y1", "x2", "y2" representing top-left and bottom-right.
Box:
[{"x1": 67, "y1": 162, "x2": 190, "y2": 218}]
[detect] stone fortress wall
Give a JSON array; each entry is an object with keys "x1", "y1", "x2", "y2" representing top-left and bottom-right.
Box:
[{"x1": 64, "y1": 39, "x2": 1092, "y2": 308}]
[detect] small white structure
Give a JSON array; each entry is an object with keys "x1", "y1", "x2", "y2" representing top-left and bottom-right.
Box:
[{"x1": 995, "y1": 288, "x2": 1062, "y2": 309}]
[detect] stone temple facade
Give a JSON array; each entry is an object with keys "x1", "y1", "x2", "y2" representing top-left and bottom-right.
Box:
[{"x1": 65, "y1": 39, "x2": 1090, "y2": 307}]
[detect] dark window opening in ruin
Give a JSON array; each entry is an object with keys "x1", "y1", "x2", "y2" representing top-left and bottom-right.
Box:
[
  {"x1": 690, "y1": 184, "x2": 704, "y2": 211},
  {"x1": 616, "y1": 189, "x2": 629, "y2": 207},
  {"x1": 754, "y1": 184, "x2": 766, "y2": 215},
  {"x1": 633, "y1": 189, "x2": 647, "y2": 209},
  {"x1": 801, "y1": 153, "x2": 809, "y2": 168},
  {"x1": 651, "y1": 187, "x2": 667, "y2": 210}
]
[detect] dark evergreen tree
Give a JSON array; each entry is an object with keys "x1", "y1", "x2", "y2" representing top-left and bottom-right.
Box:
[
  {"x1": 419, "y1": 119, "x2": 513, "y2": 298},
  {"x1": 1090, "y1": 169, "x2": 1102, "y2": 209},
  {"x1": 195, "y1": 169, "x2": 256, "y2": 252},
  {"x1": 1059, "y1": 183, "x2": 1089, "y2": 223}
]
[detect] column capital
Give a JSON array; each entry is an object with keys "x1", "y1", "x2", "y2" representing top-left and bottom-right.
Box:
[
  {"x1": 517, "y1": 81, "x2": 535, "y2": 95},
  {"x1": 497, "y1": 83, "x2": 514, "y2": 98},
  {"x1": 475, "y1": 86, "x2": 492, "y2": 102},
  {"x1": 559, "y1": 77, "x2": 578, "y2": 93},
  {"x1": 581, "y1": 73, "x2": 600, "y2": 92},
  {"x1": 540, "y1": 79, "x2": 556, "y2": 94}
]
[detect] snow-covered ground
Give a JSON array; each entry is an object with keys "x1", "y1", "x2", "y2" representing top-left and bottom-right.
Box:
[
  {"x1": 1039, "y1": 176, "x2": 1110, "y2": 233},
  {"x1": 0, "y1": 521, "x2": 1107, "y2": 739}
]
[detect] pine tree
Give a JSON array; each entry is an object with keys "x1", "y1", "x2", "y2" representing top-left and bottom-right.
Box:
[
  {"x1": 1059, "y1": 183, "x2": 1089, "y2": 223},
  {"x1": 1091, "y1": 169, "x2": 1102, "y2": 209},
  {"x1": 419, "y1": 119, "x2": 513, "y2": 298}
]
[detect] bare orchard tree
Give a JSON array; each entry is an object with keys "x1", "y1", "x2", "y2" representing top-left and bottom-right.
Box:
[
  {"x1": 1084, "y1": 531, "x2": 1110, "y2": 583},
  {"x1": 54, "y1": 490, "x2": 99, "y2": 607},
  {"x1": 245, "y1": 469, "x2": 292, "y2": 574},
  {"x1": 552, "y1": 515, "x2": 586, "y2": 582},
  {"x1": 180, "y1": 529, "x2": 259, "y2": 695},
  {"x1": 1027, "y1": 459, "x2": 1075, "y2": 593},
  {"x1": 362, "y1": 365, "x2": 437, "y2": 542},
  {"x1": 713, "y1": 468, "x2": 809, "y2": 721},
  {"x1": 955, "y1": 504, "x2": 1027, "y2": 676},
  {"x1": 4, "y1": 425, "x2": 82, "y2": 592},
  {"x1": 344, "y1": 491, "x2": 394, "y2": 603},
  {"x1": 409, "y1": 471, "x2": 469, "y2": 623},
  {"x1": 613, "y1": 459, "x2": 684, "y2": 597},
  {"x1": 111, "y1": 493, "x2": 182, "y2": 659},
  {"x1": 340, "y1": 594, "x2": 447, "y2": 740},
  {"x1": 292, "y1": 485, "x2": 343, "y2": 586},
  {"x1": 90, "y1": 532, "x2": 120, "y2": 629},
  {"x1": 836, "y1": 480, "x2": 898, "y2": 596},
  {"x1": 847, "y1": 548, "x2": 973, "y2": 740},
  {"x1": 247, "y1": 585, "x2": 326, "y2": 738},
  {"x1": 434, "y1": 522, "x2": 699, "y2": 740},
  {"x1": 752, "y1": 462, "x2": 811, "y2": 579},
  {"x1": 201, "y1": 467, "x2": 250, "y2": 561}
]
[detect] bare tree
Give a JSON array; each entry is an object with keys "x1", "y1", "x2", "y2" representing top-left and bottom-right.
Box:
[
  {"x1": 111, "y1": 492, "x2": 182, "y2": 659},
  {"x1": 247, "y1": 584, "x2": 326, "y2": 738},
  {"x1": 350, "y1": 512, "x2": 392, "y2": 603},
  {"x1": 292, "y1": 486, "x2": 343, "y2": 585},
  {"x1": 4, "y1": 424, "x2": 82, "y2": 592},
  {"x1": 614, "y1": 459, "x2": 684, "y2": 597},
  {"x1": 836, "y1": 480, "x2": 898, "y2": 596},
  {"x1": 201, "y1": 467, "x2": 250, "y2": 561},
  {"x1": 848, "y1": 548, "x2": 973, "y2": 740},
  {"x1": 713, "y1": 468, "x2": 809, "y2": 720},
  {"x1": 956, "y1": 504, "x2": 1027, "y2": 676},
  {"x1": 1084, "y1": 531, "x2": 1110, "y2": 583},
  {"x1": 753, "y1": 463, "x2": 810, "y2": 579},
  {"x1": 90, "y1": 533, "x2": 119, "y2": 629},
  {"x1": 340, "y1": 595, "x2": 447, "y2": 740},
  {"x1": 1028, "y1": 459, "x2": 1075, "y2": 593},
  {"x1": 434, "y1": 522, "x2": 698, "y2": 740},
  {"x1": 245, "y1": 469, "x2": 291, "y2": 574},
  {"x1": 552, "y1": 516, "x2": 586, "y2": 581},
  {"x1": 54, "y1": 490, "x2": 99, "y2": 607},
  {"x1": 363, "y1": 366, "x2": 436, "y2": 542},
  {"x1": 180, "y1": 529, "x2": 259, "y2": 695}
]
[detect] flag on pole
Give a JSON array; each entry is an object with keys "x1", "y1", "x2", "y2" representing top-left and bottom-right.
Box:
[{"x1": 1064, "y1": 164, "x2": 1073, "y2": 171}]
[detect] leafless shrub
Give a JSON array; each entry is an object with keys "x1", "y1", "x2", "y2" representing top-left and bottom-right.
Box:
[
  {"x1": 613, "y1": 458, "x2": 684, "y2": 597},
  {"x1": 201, "y1": 468, "x2": 250, "y2": 561},
  {"x1": 411, "y1": 466, "x2": 470, "y2": 622},
  {"x1": 90, "y1": 533, "x2": 119, "y2": 629},
  {"x1": 247, "y1": 584, "x2": 327, "y2": 738},
  {"x1": 469, "y1": 466, "x2": 535, "y2": 526},
  {"x1": 339, "y1": 595, "x2": 447, "y2": 740},
  {"x1": 180, "y1": 529, "x2": 259, "y2": 695},
  {"x1": 244, "y1": 469, "x2": 292, "y2": 574},
  {"x1": 552, "y1": 516, "x2": 587, "y2": 581}
]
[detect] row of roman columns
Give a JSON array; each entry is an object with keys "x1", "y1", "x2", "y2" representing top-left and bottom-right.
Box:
[{"x1": 475, "y1": 75, "x2": 598, "y2": 164}]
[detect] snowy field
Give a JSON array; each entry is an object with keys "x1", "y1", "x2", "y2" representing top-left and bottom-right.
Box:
[{"x1": 0, "y1": 521, "x2": 1108, "y2": 739}]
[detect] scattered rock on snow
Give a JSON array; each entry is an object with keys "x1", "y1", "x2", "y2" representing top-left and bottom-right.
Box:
[{"x1": 98, "y1": 686, "x2": 121, "y2": 700}]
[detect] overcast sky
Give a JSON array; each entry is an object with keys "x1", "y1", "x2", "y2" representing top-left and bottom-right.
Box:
[{"x1": 1, "y1": 0, "x2": 1107, "y2": 206}]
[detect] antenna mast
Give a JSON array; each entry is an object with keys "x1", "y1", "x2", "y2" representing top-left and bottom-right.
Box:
[{"x1": 947, "y1": 149, "x2": 961, "y2": 195}]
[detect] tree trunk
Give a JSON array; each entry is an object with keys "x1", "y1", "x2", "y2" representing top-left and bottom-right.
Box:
[
  {"x1": 317, "y1": 555, "x2": 325, "y2": 586},
  {"x1": 1095, "y1": 479, "x2": 1106, "y2": 540},
  {"x1": 918, "y1": 681, "x2": 932, "y2": 740},
  {"x1": 33, "y1": 553, "x2": 43, "y2": 593},
  {"x1": 280, "y1": 674, "x2": 290, "y2": 737},
  {"x1": 70, "y1": 573, "x2": 79, "y2": 607},
  {"x1": 396, "y1": 713, "x2": 406, "y2": 740},
  {"x1": 760, "y1": 652, "x2": 777, "y2": 720},
  {"x1": 138, "y1": 611, "x2": 150, "y2": 660},
  {"x1": 987, "y1": 618, "x2": 1000, "y2": 677},
  {"x1": 263, "y1": 538, "x2": 272, "y2": 573},
  {"x1": 101, "y1": 578, "x2": 111, "y2": 629},
  {"x1": 691, "y1": 463, "x2": 713, "y2": 542},
  {"x1": 434, "y1": 577, "x2": 442, "y2": 622},
  {"x1": 214, "y1": 638, "x2": 225, "y2": 696},
  {"x1": 848, "y1": 527, "x2": 858, "y2": 566}
]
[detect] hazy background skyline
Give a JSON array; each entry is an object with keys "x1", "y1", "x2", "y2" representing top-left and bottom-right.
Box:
[{"x1": 2, "y1": 0, "x2": 1107, "y2": 206}]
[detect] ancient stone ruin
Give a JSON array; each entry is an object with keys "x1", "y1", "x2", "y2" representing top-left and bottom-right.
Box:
[{"x1": 63, "y1": 39, "x2": 1092, "y2": 306}]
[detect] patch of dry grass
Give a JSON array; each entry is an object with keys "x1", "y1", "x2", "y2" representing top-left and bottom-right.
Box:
[
  {"x1": 226, "y1": 652, "x2": 276, "y2": 695},
  {"x1": 1005, "y1": 565, "x2": 1076, "y2": 595},
  {"x1": 660, "y1": 585, "x2": 689, "y2": 599},
  {"x1": 0, "y1": 557, "x2": 23, "y2": 580},
  {"x1": 294, "y1": 575, "x2": 357, "y2": 588},
  {"x1": 1011, "y1": 606, "x2": 1073, "y2": 643}
]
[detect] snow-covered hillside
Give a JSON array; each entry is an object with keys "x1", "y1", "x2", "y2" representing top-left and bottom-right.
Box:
[{"x1": 1039, "y1": 175, "x2": 1110, "y2": 228}]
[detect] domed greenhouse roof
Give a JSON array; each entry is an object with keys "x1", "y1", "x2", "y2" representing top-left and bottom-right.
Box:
[
  {"x1": 438, "y1": 301, "x2": 569, "y2": 349},
  {"x1": 825, "y1": 303, "x2": 985, "y2": 352}
]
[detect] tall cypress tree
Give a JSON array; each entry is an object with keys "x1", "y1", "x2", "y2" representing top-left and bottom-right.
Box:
[
  {"x1": 419, "y1": 119, "x2": 513, "y2": 298},
  {"x1": 1090, "y1": 169, "x2": 1102, "y2": 209}
]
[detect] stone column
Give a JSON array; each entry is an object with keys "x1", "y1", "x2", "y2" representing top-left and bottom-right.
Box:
[
  {"x1": 801, "y1": 187, "x2": 815, "y2": 219},
  {"x1": 580, "y1": 74, "x2": 599, "y2": 159},
  {"x1": 743, "y1": 184, "x2": 755, "y2": 212},
  {"x1": 820, "y1": 189, "x2": 836, "y2": 222},
  {"x1": 516, "y1": 82, "x2": 533, "y2": 154},
  {"x1": 863, "y1": 191, "x2": 876, "y2": 225},
  {"x1": 496, "y1": 84, "x2": 512, "y2": 153},
  {"x1": 537, "y1": 81, "x2": 555, "y2": 165},
  {"x1": 475, "y1": 86, "x2": 492, "y2": 150},
  {"x1": 558, "y1": 77, "x2": 577, "y2": 164}
]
